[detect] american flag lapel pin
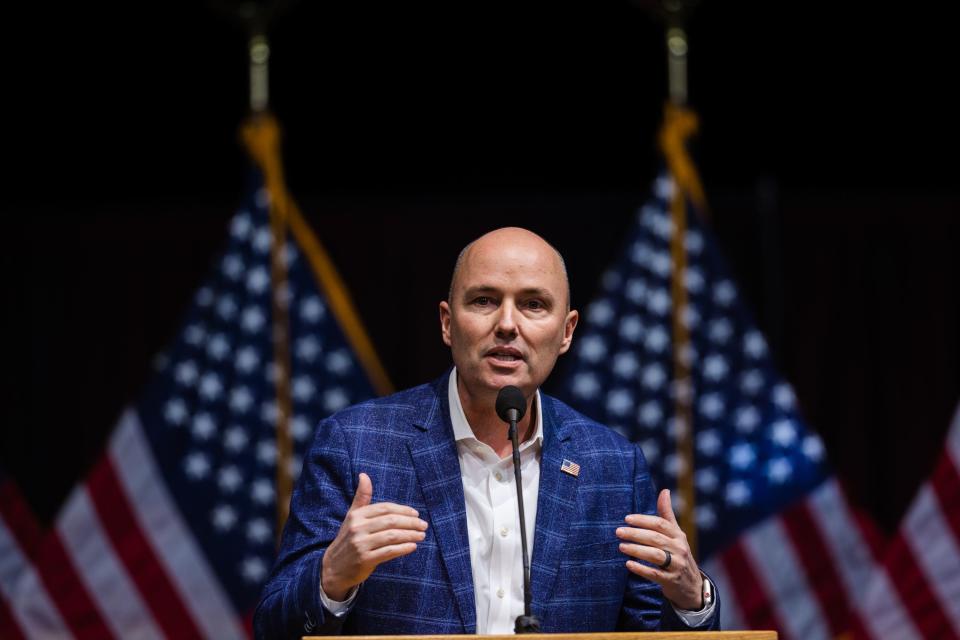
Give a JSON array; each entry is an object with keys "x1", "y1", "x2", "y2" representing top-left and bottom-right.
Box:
[{"x1": 560, "y1": 459, "x2": 580, "y2": 477}]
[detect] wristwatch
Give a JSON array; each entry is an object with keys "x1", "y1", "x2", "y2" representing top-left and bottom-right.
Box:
[{"x1": 700, "y1": 572, "x2": 713, "y2": 610}]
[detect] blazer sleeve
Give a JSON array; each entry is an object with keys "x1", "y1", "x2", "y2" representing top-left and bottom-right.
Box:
[
  {"x1": 617, "y1": 443, "x2": 722, "y2": 631},
  {"x1": 253, "y1": 416, "x2": 356, "y2": 639}
]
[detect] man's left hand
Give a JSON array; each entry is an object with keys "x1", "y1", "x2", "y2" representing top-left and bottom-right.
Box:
[{"x1": 616, "y1": 489, "x2": 703, "y2": 611}]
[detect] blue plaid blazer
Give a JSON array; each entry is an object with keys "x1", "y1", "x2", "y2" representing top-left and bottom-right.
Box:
[{"x1": 254, "y1": 372, "x2": 720, "y2": 638}]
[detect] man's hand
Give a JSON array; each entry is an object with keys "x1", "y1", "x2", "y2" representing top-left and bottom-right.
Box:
[
  {"x1": 615, "y1": 489, "x2": 704, "y2": 611},
  {"x1": 320, "y1": 472, "x2": 428, "y2": 601}
]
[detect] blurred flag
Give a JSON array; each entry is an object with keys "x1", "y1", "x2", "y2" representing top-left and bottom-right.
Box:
[
  {"x1": 0, "y1": 115, "x2": 389, "y2": 638},
  {"x1": 1, "y1": 468, "x2": 64, "y2": 639},
  {"x1": 850, "y1": 403, "x2": 960, "y2": 639},
  {"x1": 555, "y1": 107, "x2": 883, "y2": 639}
]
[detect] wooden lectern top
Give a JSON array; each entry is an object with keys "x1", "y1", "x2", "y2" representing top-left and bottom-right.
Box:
[{"x1": 305, "y1": 632, "x2": 776, "y2": 640}]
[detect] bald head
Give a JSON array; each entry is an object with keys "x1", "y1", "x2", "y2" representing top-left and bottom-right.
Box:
[
  {"x1": 440, "y1": 226, "x2": 579, "y2": 401},
  {"x1": 448, "y1": 227, "x2": 570, "y2": 310}
]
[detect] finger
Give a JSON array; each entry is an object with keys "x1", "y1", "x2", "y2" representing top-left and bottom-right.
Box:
[
  {"x1": 358, "y1": 501, "x2": 420, "y2": 519},
  {"x1": 363, "y1": 514, "x2": 429, "y2": 535},
  {"x1": 362, "y1": 528, "x2": 427, "y2": 551},
  {"x1": 619, "y1": 542, "x2": 673, "y2": 568},
  {"x1": 350, "y1": 473, "x2": 373, "y2": 510},
  {"x1": 623, "y1": 513, "x2": 674, "y2": 534},
  {"x1": 616, "y1": 527, "x2": 671, "y2": 549},
  {"x1": 366, "y1": 542, "x2": 419, "y2": 565},
  {"x1": 625, "y1": 559, "x2": 669, "y2": 584},
  {"x1": 657, "y1": 488, "x2": 678, "y2": 525}
]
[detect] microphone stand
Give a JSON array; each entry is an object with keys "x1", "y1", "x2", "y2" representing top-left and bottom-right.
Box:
[{"x1": 507, "y1": 409, "x2": 541, "y2": 633}]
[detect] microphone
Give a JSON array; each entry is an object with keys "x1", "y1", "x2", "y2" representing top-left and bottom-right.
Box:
[
  {"x1": 495, "y1": 385, "x2": 526, "y2": 423},
  {"x1": 495, "y1": 386, "x2": 541, "y2": 633}
]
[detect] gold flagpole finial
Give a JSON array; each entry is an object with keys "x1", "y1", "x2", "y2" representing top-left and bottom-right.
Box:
[
  {"x1": 659, "y1": 0, "x2": 697, "y2": 107},
  {"x1": 249, "y1": 33, "x2": 270, "y2": 114},
  {"x1": 636, "y1": 0, "x2": 698, "y2": 107}
]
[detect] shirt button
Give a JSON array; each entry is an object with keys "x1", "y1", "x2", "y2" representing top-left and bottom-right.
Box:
[
  {"x1": 499, "y1": 526, "x2": 508, "y2": 537},
  {"x1": 496, "y1": 588, "x2": 505, "y2": 599},
  {"x1": 494, "y1": 471, "x2": 503, "y2": 481}
]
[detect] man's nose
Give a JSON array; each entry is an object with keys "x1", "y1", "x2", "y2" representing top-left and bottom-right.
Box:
[{"x1": 494, "y1": 300, "x2": 519, "y2": 337}]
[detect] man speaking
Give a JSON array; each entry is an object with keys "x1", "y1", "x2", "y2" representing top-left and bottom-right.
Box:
[{"x1": 254, "y1": 227, "x2": 720, "y2": 637}]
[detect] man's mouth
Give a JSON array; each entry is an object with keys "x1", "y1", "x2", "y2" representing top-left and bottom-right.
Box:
[{"x1": 486, "y1": 348, "x2": 524, "y2": 362}]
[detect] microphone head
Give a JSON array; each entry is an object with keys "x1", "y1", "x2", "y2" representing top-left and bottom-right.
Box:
[{"x1": 495, "y1": 385, "x2": 527, "y2": 423}]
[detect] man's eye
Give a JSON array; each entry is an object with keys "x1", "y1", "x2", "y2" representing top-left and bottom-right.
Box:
[
  {"x1": 474, "y1": 297, "x2": 491, "y2": 306},
  {"x1": 527, "y1": 300, "x2": 544, "y2": 310}
]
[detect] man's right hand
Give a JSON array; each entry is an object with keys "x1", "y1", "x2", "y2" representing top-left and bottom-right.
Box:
[{"x1": 320, "y1": 472, "x2": 428, "y2": 601}]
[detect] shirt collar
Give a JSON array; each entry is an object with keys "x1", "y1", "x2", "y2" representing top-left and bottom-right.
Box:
[{"x1": 448, "y1": 367, "x2": 543, "y2": 449}]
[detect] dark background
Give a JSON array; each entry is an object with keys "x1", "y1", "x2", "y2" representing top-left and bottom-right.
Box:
[{"x1": 4, "y1": 1, "x2": 959, "y2": 535}]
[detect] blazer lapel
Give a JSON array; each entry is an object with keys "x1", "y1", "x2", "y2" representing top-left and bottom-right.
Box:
[
  {"x1": 406, "y1": 377, "x2": 476, "y2": 633},
  {"x1": 530, "y1": 396, "x2": 579, "y2": 615}
]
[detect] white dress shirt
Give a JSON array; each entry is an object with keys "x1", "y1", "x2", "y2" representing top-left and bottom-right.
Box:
[
  {"x1": 321, "y1": 369, "x2": 716, "y2": 630},
  {"x1": 448, "y1": 369, "x2": 542, "y2": 634}
]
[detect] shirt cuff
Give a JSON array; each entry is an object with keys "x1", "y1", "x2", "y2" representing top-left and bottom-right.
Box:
[
  {"x1": 670, "y1": 575, "x2": 718, "y2": 628},
  {"x1": 319, "y1": 581, "x2": 359, "y2": 617}
]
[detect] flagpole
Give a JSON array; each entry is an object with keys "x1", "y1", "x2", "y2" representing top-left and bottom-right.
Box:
[
  {"x1": 243, "y1": 26, "x2": 296, "y2": 544},
  {"x1": 216, "y1": 0, "x2": 295, "y2": 542},
  {"x1": 227, "y1": 3, "x2": 395, "y2": 544},
  {"x1": 651, "y1": 0, "x2": 705, "y2": 558}
]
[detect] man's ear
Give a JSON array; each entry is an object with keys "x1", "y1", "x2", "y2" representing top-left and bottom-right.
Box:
[
  {"x1": 558, "y1": 309, "x2": 579, "y2": 355},
  {"x1": 439, "y1": 301, "x2": 453, "y2": 347}
]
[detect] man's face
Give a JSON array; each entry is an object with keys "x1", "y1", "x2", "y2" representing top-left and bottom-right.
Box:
[{"x1": 439, "y1": 228, "x2": 578, "y2": 400}]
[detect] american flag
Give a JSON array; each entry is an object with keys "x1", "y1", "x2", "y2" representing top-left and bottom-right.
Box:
[
  {"x1": 850, "y1": 403, "x2": 960, "y2": 639},
  {"x1": 560, "y1": 459, "x2": 581, "y2": 477},
  {"x1": 0, "y1": 172, "x2": 381, "y2": 638},
  {"x1": 556, "y1": 173, "x2": 884, "y2": 639}
]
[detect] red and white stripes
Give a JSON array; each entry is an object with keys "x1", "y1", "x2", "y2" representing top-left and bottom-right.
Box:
[
  {"x1": 707, "y1": 403, "x2": 960, "y2": 640},
  {"x1": 704, "y1": 476, "x2": 883, "y2": 640},
  {"x1": 851, "y1": 404, "x2": 960, "y2": 640},
  {"x1": 1, "y1": 477, "x2": 73, "y2": 639},
  {"x1": 1, "y1": 410, "x2": 247, "y2": 639},
  {"x1": 105, "y1": 410, "x2": 244, "y2": 639}
]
